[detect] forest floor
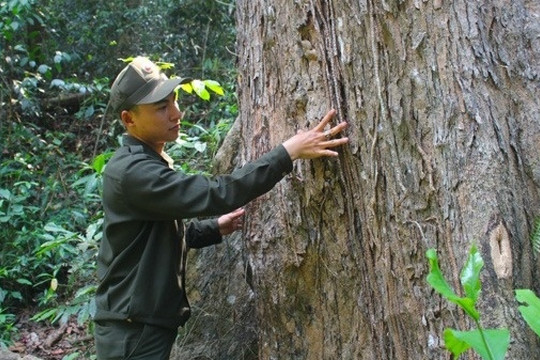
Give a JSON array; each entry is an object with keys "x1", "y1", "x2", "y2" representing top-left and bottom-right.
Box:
[{"x1": 8, "y1": 310, "x2": 94, "y2": 360}]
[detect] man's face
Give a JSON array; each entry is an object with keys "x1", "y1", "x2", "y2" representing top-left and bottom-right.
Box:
[{"x1": 123, "y1": 92, "x2": 183, "y2": 152}]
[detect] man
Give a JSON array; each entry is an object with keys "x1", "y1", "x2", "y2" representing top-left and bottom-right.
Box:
[{"x1": 94, "y1": 56, "x2": 348, "y2": 359}]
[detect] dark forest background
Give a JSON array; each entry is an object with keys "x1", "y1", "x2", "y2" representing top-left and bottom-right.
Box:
[{"x1": 0, "y1": 0, "x2": 236, "y2": 357}]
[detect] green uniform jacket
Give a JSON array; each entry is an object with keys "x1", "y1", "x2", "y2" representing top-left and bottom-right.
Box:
[{"x1": 94, "y1": 135, "x2": 293, "y2": 329}]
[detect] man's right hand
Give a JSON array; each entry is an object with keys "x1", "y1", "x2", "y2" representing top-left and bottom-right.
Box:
[{"x1": 282, "y1": 109, "x2": 349, "y2": 161}]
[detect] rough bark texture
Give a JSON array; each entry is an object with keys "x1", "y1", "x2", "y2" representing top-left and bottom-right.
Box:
[{"x1": 230, "y1": 0, "x2": 540, "y2": 359}]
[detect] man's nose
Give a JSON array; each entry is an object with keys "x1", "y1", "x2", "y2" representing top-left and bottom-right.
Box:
[{"x1": 172, "y1": 102, "x2": 183, "y2": 120}]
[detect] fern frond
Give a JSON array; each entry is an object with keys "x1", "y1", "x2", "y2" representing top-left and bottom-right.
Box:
[{"x1": 532, "y1": 218, "x2": 540, "y2": 258}]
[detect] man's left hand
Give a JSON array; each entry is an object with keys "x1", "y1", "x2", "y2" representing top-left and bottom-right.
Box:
[{"x1": 218, "y1": 208, "x2": 245, "y2": 235}]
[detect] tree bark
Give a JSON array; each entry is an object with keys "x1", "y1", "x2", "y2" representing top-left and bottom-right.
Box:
[{"x1": 235, "y1": 0, "x2": 540, "y2": 359}]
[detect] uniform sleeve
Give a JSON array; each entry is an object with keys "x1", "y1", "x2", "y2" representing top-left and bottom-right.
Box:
[
  {"x1": 185, "y1": 219, "x2": 222, "y2": 249},
  {"x1": 121, "y1": 144, "x2": 293, "y2": 220}
]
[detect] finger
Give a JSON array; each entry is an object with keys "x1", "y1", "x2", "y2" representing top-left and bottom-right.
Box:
[
  {"x1": 322, "y1": 137, "x2": 349, "y2": 148},
  {"x1": 320, "y1": 149, "x2": 339, "y2": 157},
  {"x1": 321, "y1": 121, "x2": 347, "y2": 141},
  {"x1": 230, "y1": 208, "x2": 245, "y2": 219},
  {"x1": 313, "y1": 109, "x2": 337, "y2": 132},
  {"x1": 321, "y1": 122, "x2": 348, "y2": 141},
  {"x1": 331, "y1": 121, "x2": 348, "y2": 135}
]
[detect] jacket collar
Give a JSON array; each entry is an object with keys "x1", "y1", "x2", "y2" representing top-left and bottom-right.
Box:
[{"x1": 121, "y1": 134, "x2": 173, "y2": 168}]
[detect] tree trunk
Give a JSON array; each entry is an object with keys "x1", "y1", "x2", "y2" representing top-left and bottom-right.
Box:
[{"x1": 234, "y1": 0, "x2": 540, "y2": 359}]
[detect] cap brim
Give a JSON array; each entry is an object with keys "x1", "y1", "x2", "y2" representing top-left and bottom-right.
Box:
[
  {"x1": 136, "y1": 78, "x2": 181, "y2": 105},
  {"x1": 178, "y1": 77, "x2": 192, "y2": 85},
  {"x1": 136, "y1": 77, "x2": 191, "y2": 105}
]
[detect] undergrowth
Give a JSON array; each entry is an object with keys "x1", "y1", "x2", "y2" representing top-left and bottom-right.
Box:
[{"x1": 0, "y1": 0, "x2": 237, "y2": 353}]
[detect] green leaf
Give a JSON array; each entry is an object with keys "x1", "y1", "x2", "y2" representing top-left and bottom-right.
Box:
[
  {"x1": 74, "y1": 285, "x2": 96, "y2": 298},
  {"x1": 179, "y1": 83, "x2": 193, "y2": 94},
  {"x1": 515, "y1": 289, "x2": 540, "y2": 338},
  {"x1": 454, "y1": 298, "x2": 480, "y2": 321},
  {"x1": 16, "y1": 278, "x2": 32, "y2": 286},
  {"x1": 426, "y1": 249, "x2": 459, "y2": 301},
  {"x1": 156, "y1": 61, "x2": 175, "y2": 70},
  {"x1": 92, "y1": 151, "x2": 113, "y2": 174},
  {"x1": 84, "y1": 105, "x2": 95, "y2": 119},
  {"x1": 446, "y1": 329, "x2": 509, "y2": 360},
  {"x1": 192, "y1": 79, "x2": 210, "y2": 100},
  {"x1": 203, "y1": 80, "x2": 224, "y2": 96},
  {"x1": 460, "y1": 244, "x2": 483, "y2": 302},
  {"x1": 44, "y1": 222, "x2": 75, "y2": 235},
  {"x1": 31, "y1": 308, "x2": 57, "y2": 322},
  {"x1": 0, "y1": 189, "x2": 11, "y2": 200},
  {"x1": 62, "y1": 352, "x2": 80, "y2": 360},
  {"x1": 11, "y1": 291, "x2": 23, "y2": 301},
  {"x1": 426, "y1": 249, "x2": 480, "y2": 320},
  {"x1": 443, "y1": 328, "x2": 471, "y2": 359},
  {"x1": 37, "y1": 237, "x2": 69, "y2": 256}
]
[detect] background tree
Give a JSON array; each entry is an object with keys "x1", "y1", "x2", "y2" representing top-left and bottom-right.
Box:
[{"x1": 225, "y1": 0, "x2": 540, "y2": 358}]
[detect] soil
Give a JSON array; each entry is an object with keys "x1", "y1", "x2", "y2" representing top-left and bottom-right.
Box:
[{"x1": 8, "y1": 310, "x2": 94, "y2": 360}]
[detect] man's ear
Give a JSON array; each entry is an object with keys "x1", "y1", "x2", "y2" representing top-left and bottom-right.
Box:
[{"x1": 120, "y1": 109, "x2": 135, "y2": 128}]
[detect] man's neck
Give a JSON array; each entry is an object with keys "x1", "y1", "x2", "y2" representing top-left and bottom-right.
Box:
[{"x1": 126, "y1": 133, "x2": 165, "y2": 154}]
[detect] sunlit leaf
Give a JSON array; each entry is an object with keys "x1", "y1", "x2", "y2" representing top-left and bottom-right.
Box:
[
  {"x1": 192, "y1": 79, "x2": 210, "y2": 100},
  {"x1": 92, "y1": 151, "x2": 113, "y2": 174},
  {"x1": 203, "y1": 80, "x2": 224, "y2": 96},
  {"x1": 37, "y1": 64, "x2": 50, "y2": 74},
  {"x1": 119, "y1": 56, "x2": 135, "y2": 64},
  {"x1": 31, "y1": 308, "x2": 57, "y2": 322},
  {"x1": 460, "y1": 245, "x2": 483, "y2": 302},
  {"x1": 156, "y1": 61, "x2": 175, "y2": 70},
  {"x1": 54, "y1": 52, "x2": 62, "y2": 63},
  {"x1": 50, "y1": 278, "x2": 58, "y2": 291},
  {"x1": 179, "y1": 83, "x2": 193, "y2": 94},
  {"x1": 50, "y1": 79, "x2": 65, "y2": 88},
  {"x1": 194, "y1": 141, "x2": 207, "y2": 153}
]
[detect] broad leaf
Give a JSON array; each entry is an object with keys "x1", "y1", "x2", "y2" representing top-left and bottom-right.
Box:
[
  {"x1": 426, "y1": 249, "x2": 480, "y2": 320},
  {"x1": 446, "y1": 329, "x2": 509, "y2": 360},
  {"x1": 203, "y1": 80, "x2": 224, "y2": 96},
  {"x1": 460, "y1": 244, "x2": 483, "y2": 302},
  {"x1": 92, "y1": 151, "x2": 113, "y2": 174},
  {"x1": 17, "y1": 278, "x2": 33, "y2": 286},
  {"x1": 426, "y1": 249, "x2": 459, "y2": 300},
  {"x1": 179, "y1": 83, "x2": 193, "y2": 94},
  {"x1": 0, "y1": 189, "x2": 11, "y2": 200},
  {"x1": 454, "y1": 297, "x2": 480, "y2": 321},
  {"x1": 443, "y1": 328, "x2": 471, "y2": 359},
  {"x1": 193, "y1": 141, "x2": 207, "y2": 153},
  {"x1": 192, "y1": 79, "x2": 210, "y2": 100},
  {"x1": 515, "y1": 289, "x2": 540, "y2": 338}
]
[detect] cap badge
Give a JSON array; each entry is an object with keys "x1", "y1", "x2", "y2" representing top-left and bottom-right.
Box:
[{"x1": 138, "y1": 58, "x2": 155, "y2": 74}]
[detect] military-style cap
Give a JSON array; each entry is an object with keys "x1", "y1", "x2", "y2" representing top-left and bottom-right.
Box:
[{"x1": 109, "y1": 56, "x2": 191, "y2": 113}]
